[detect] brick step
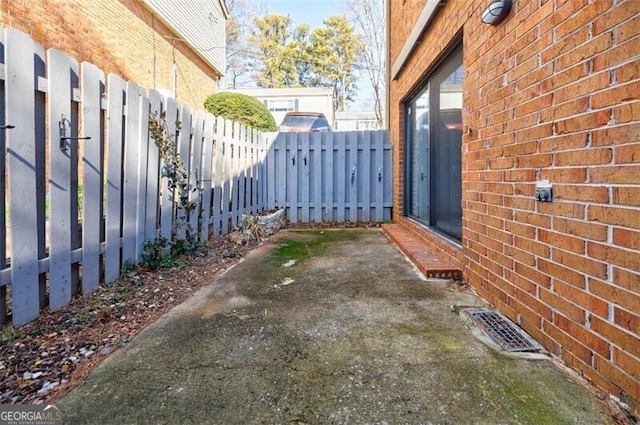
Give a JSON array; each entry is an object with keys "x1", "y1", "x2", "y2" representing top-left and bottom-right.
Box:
[{"x1": 382, "y1": 223, "x2": 462, "y2": 280}]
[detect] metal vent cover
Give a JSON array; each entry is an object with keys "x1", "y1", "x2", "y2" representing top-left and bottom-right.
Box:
[{"x1": 466, "y1": 309, "x2": 542, "y2": 352}]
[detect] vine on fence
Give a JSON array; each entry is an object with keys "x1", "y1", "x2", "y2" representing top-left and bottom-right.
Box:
[{"x1": 143, "y1": 112, "x2": 205, "y2": 269}]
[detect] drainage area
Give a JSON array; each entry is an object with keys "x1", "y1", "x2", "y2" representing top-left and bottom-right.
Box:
[{"x1": 466, "y1": 309, "x2": 542, "y2": 352}]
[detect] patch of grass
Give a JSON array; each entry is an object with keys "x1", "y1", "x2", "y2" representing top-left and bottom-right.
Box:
[{"x1": 270, "y1": 230, "x2": 354, "y2": 263}]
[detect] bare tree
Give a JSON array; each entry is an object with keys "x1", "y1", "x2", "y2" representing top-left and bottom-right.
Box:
[
  {"x1": 344, "y1": 0, "x2": 385, "y2": 127},
  {"x1": 226, "y1": 0, "x2": 263, "y2": 88}
]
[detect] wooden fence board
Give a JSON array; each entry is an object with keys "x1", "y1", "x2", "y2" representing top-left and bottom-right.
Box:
[
  {"x1": 323, "y1": 132, "x2": 334, "y2": 221},
  {"x1": 251, "y1": 130, "x2": 259, "y2": 215},
  {"x1": 237, "y1": 124, "x2": 247, "y2": 220},
  {"x1": 134, "y1": 89, "x2": 149, "y2": 261},
  {"x1": 231, "y1": 121, "x2": 241, "y2": 227},
  {"x1": 276, "y1": 134, "x2": 286, "y2": 210},
  {"x1": 374, "y1": 130, "x2": 384, "y2": 222},
  {"x1": 200, "y1": 114, "x2": 214, "y2": 240},
  {"x1": 288, "y1": 133, "x2": 298, "y2": 223},
  {"x1": 300, "y1": 132, "x2": 310, "y2": 222},
  {"x1": 336, "y1": 133, "x2": 346, "y2": 222},
  {"x1": 104, "y1": 74, "x2": 125, "y2": 284},
  {"x1": 212, "y1": 119, "x2": 224, "y2": 237},
  {"x1": 349, "y1": 133, "x2": 358, "y2": 222},
  {"x1": 266, "y1": 135, "x2": 276, "y2": 211},
  {"x1": 312, "y1": 133, "x2": 322, "y2": 222},
  {"x1": 221, "y1": 120, "x2": 231, "y2": 235},
  {"x1": 176, "y1": 104, "x2": 191, "y2": 239},
  {"x1": 122, "y1": 82, "x2": 142, "y2": 264},
  {"x1": 361, "y1": 132, "x2": 371, "y2": 222},
  {"x1": 80, "y1": 61, "x2": 104, "y2": 294},
  {"x1": 190, "y1": 109, "x2": 204, "y2": 238},
  {"x1": 6, "y1": 29, "x2": 40, "y2": 325}
]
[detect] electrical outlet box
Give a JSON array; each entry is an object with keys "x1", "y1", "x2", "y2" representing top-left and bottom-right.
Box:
[{"x1": 534, "y1": 181, "x2": 552, "y2": 202}]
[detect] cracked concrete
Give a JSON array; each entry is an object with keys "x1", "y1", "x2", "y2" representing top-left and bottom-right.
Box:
[{"x1": 59, "y1": 229, "x2": 611, "y2": 424}]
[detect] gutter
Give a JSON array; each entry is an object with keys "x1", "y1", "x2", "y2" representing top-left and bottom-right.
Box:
[{"x1": 391, "y1": 0, "x2": 446, "y2": 80}]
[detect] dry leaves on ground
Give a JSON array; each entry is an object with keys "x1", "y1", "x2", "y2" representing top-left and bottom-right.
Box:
[{"x1": 0, "y1": 236, "x2": 259, "y2": 405}]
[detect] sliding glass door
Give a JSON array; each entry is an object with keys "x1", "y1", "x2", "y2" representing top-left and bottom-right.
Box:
[{"x1": 405, "y1": 47, "x2": 463, "y2": 242}]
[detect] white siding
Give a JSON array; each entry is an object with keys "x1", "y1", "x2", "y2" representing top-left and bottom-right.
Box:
[
  {"x1": 334, "y1": 111, "x2": 380, "y2": 131},
  {"x1": 142, "y1": 0, "x2": 227, "y2": 75},
  {"x1": 230, "y1": 87, "x2": 335, "y2": 127}
]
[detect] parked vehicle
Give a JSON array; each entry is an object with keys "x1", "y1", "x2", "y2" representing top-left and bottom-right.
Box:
[{"x1": 279, "y1": 112, "x2": 332, "y2": 132}]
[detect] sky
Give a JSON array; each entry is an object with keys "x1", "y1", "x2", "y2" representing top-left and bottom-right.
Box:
[{"x1": 260, "y1": 0, "x2": 346, "y2": 29}]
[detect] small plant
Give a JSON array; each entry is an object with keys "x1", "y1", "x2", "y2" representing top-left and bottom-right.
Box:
[
  {"x1": 149, "y1": 112, "x2": 198, "y2": 218},
  {"x1": 142, "y1": 113, "x2": 209, "y2": 270},
  {"x1": 121, "y1": 260, "x2": 137, "y2": 274},
  {"x1": 141, "y1": 237, "x2": 172, "y2": 270},
  {"x1": 140, "y1": 235, "x2": 207, "y2": 270},
  {"x1": 0, "y1": 327, "x2": 22, "y2": 346}
]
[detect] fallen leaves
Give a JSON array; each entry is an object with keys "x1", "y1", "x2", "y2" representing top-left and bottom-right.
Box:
[{"x1": 0, "y1": 235, "x2": 259, "y2": 405}]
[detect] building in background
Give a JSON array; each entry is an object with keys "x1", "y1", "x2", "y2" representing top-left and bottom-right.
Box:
[
  {"x1": 334, "y1": 111, "x2": 380, "y2": 131},
  {"x1": 229, "y1": 87, "x2": 335, "y2": 128},
  {"x1": 0, "y1": 0, "x2": 228, "y2": 108},
  {"x1": 388, "y1": 0, "x2": 640, "y2": 415}
]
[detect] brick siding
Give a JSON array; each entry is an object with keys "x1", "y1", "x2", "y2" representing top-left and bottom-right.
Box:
[
  {"x1": 1, "y1": 0, "x2": 221, "y2": 109},
  {"x1": 389, "y1": 0, "x2": 640, "y2": 413}
]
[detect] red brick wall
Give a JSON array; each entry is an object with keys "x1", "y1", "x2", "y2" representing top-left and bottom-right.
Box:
[
  {"x1": 1, "y1": 0, "x2": 221, "y2": 109},
  {"x1": 390, "y1": 0, "x2": 640, "y2": 413}
]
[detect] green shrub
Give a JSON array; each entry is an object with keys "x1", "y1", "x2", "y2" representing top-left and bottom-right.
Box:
[{"x1": 203, "y1": 92, "x2": 277, "y2": 132}]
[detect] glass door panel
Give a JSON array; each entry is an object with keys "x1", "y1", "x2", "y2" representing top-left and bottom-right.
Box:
[
  {"x1": 430, "y1": 52, "x2": 463, "y2": 241},
  {"x1": 407, "y1": 90, "x2": 429, "y2": 223},
  {"x1": 405, "y1": 46, "x2": 463, "y2": 242}
]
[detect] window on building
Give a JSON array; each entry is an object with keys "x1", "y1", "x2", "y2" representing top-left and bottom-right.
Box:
[
  {"x1": 405, "y1": 46, "x2": 463, "y2": 242},
  {"x1": 265, "y1": 99, "x2": 297, "y2": 113},
  {"x1": 356, "y1": 120, "x2": 378, "y2": 130}
]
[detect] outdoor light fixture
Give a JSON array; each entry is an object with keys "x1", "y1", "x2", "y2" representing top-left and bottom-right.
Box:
[{"x1": 481, "y1": 0, "x2": 512, "y2": 25}]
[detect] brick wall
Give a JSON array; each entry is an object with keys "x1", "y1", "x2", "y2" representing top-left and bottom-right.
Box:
[
  {"x1": 1, "y1": 0, "x2": 220, "y2": 109},
  {"x1": 389, "y1": 0, "x2": 640, "y2": 414}
]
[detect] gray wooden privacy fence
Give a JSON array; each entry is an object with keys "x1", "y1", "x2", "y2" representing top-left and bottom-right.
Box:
[
  {"x1": 264, "y1": 132, "x2": 392, "y2": 223},
  {"x1": 0, "y1": 29, "x2": 269, "y2": 326},
  {"x1": 0, "y1": 29, "x2": 392, "y2": 327}
]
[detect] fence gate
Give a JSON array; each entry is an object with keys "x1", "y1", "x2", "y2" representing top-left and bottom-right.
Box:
[{"x1": 265, "y1": 131, "x2": 392, "y2": 223}]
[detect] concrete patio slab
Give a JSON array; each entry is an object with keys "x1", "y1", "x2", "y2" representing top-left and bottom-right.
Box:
[{"x1": 59, "y1": 229, "x2": 610, "y2": 424}]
